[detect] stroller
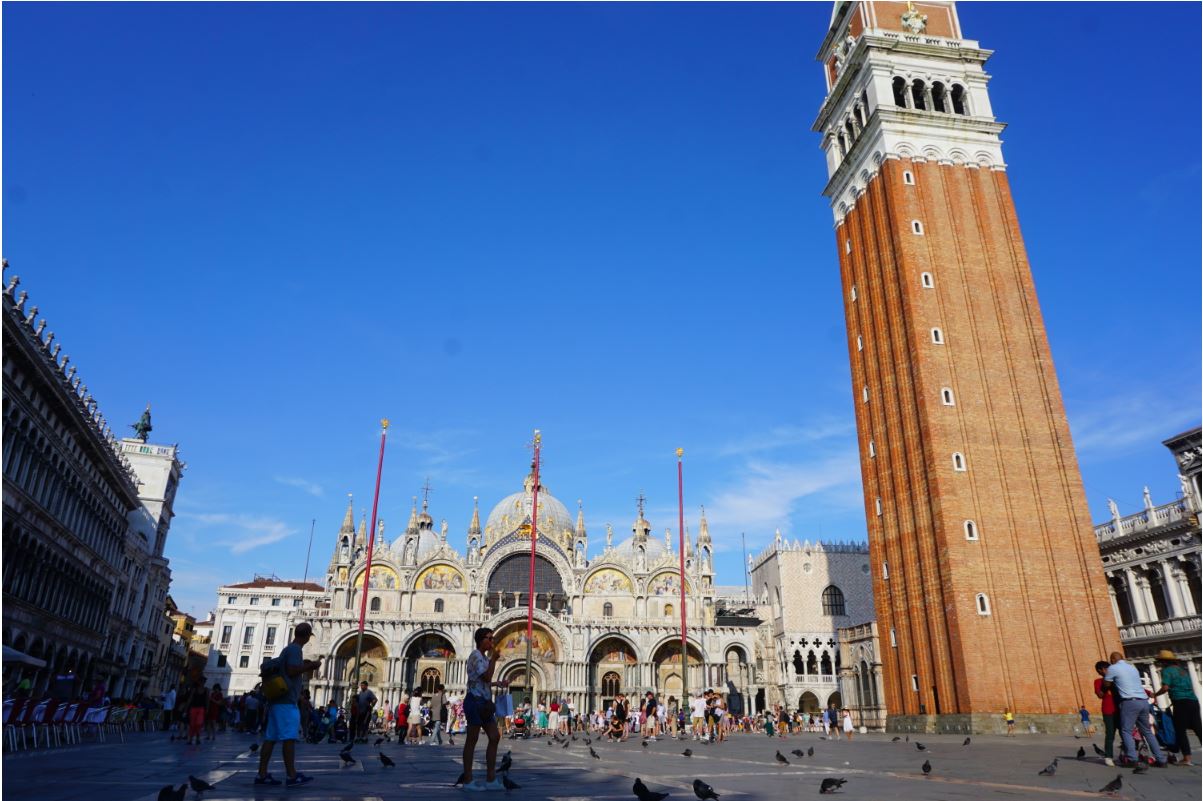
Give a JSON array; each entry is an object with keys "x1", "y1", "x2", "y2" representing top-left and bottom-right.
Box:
[{"x1": 509, "y1": 714, "x2": 528, "y2": 739}]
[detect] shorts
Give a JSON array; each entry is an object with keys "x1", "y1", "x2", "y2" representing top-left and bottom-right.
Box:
[
  {"x1": 463, "y1": 694, "x2": 494, "y2": 728},
  {"x1": 265, "y1": 703, "x2": 301, "y2": 742}
]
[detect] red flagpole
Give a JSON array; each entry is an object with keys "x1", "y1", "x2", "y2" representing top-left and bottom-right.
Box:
[
  {"x1": 353, "y1": 419, "x2": 389, "y2": 690},
  {"x1": 524, "y1": 430, "x2": 542, "y2": 710},
  {"x1": 677, "y1": 448, "x2": 688, "y2": 703}
]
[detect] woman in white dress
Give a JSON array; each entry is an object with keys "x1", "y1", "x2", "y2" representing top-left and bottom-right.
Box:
[{"x1": 842, "y1": 709, "x2": 854, "y2": 740}]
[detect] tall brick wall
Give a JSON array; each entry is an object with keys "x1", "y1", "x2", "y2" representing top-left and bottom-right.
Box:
[{"x1": 837, "y1": 157, "x2": 1121, "y2": 718}]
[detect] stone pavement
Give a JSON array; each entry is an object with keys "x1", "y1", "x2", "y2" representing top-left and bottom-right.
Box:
[{"x1": 3, "y1": 728, "x2": 1198, "y2": 801}]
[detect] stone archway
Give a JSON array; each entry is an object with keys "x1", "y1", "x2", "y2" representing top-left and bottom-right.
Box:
[
  {"x1": 333, "y1": 633, "x2": 388, "y2": 703},
  {"x1": 402, "y1": 632, "x2": 456, "y2": 698},
  {"x1": 652, "y1": 639, "x2": 702, "y2": 698},
  {"x1": 799, "y1": 691, "x2": 820, "y2": 714},
  {"x1": 492, "y1": 621, "x2": 560, "y2": 707},
  {"x1": 588, "y1": 636, "x2": 637, "y2": 711}
]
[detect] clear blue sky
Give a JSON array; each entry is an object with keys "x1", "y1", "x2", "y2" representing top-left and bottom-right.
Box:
[{"x1": 5, "y1": 3, "x2": 1199, "y2": 617}]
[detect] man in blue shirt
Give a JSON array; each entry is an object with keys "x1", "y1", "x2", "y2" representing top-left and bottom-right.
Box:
[
  {"x1": 1103, "y1": 651, "x2": 1166, "y2": 770},
  {"x1": 255, "y1": 622, "x2": 323, "y2": 787}
]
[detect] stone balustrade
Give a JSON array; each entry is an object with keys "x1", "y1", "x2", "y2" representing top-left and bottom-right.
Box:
[{"x1": 1119, "y1": 615, "x2": 1202, "y2": 643}]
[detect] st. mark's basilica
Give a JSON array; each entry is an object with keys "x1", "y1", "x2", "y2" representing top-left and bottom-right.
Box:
[{"x1": 226, "y1": 466, "x2": 878, "y2": 718}]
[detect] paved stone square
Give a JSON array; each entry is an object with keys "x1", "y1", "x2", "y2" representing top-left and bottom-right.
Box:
[{"x1": 3, "y1": 728, "x2": 1198, "y2": 801}]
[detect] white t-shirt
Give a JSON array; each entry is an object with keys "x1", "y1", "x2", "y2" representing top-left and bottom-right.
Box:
[
  {"x1": 409, "y1": 696, "x2": 422, "y2": 717},
  {"x1": 690, "y1": 698, "x2": 707, "y2": 718}
]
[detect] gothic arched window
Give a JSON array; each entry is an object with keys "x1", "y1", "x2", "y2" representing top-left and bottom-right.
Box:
[
  {"x1": 792, "y1": 650, "x2": 805, "y2": 676},
  {"x1": 822, "y1": 585, "x2": 846, "y2": 616},
  {"x1": 892, "y1": 76, "x2": 908, "y2": 107},
  {"x1": 369, "y1": 597, "x2": 381, "y2": 612},
  {"x1": 603, "y1": 602, "x2": 613, "y2": 619},
  {"x1": 602, "y1": 671, "x2": 621, "y2": 698}
]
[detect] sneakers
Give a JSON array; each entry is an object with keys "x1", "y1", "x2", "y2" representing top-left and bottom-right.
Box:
[
  {"x1": 1103, "y1": 758, "x2": 1115, "y2": 767},
  {"x1": 463, "y1": 780, "x2": 487, "y2": 792},
  {"x1": 286, "y1": 774, "x2": 314, "y2": 788},
  {"x1": 483, "y1": 779, "x2": 505, "y2": 791},
  {"x1": 254, "y1": 774, "x2": 282, "y2": 786}
]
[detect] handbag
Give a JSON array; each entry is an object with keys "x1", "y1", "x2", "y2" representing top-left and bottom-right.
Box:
[{"x1": 494, "y1": 692, "x2": 513, "y2": 718}]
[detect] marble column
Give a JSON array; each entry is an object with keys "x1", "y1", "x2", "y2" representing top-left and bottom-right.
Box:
[
  {"x1": 1172, "y1": 564, "x2": 1198, "y2": 616},
  {"x1": 1106, "y1": 579, "x2": 1124, "y2": 627},
  {"x1": 1159, "y1": 560, "x2": 1185, "y2": 618},
  {"x1": 1124, "y1": 569, "x2": 1149, "y2": 622}
]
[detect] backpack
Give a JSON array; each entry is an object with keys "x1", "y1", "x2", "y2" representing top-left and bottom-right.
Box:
[{"x1": 259, "y1": 654, "x2": 289, "y2": 702}]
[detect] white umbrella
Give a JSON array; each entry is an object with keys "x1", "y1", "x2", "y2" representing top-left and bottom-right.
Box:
[{"x1": 2, "y1": 646, "x2": 46, "y2": 668}]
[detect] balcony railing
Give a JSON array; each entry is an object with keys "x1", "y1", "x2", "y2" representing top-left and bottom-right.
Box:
[
  {"x1": 1096, "y1": 500, "x2": 1195, "y2": 544},
  {"x1": 1119, "y1": 615, "x2": 1202, "y2": 643}
]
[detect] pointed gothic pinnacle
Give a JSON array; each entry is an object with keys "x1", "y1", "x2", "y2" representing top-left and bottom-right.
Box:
[
  {"x1": 469, "y1": 496, "x2": 481, "y2": 533},
  {"x1": 4, "y1": 274, "x2": 18, "y2": 296},
  {"x1": 34, "y1": 319, "x2": 46, "y2": 336},
  {"x1": 340, "y1": 494, "x2": 354, "y2": 534},
  {"x1": 50, "y1": 343, "x2": 61, "y2": 359},
  {"x1": 59, "y1": 354, "x2": 70, "y2": 371},
  {"x1": 14, "y1": 291, "x2": 28, "y2": 312},
  {"x1": 24, "y1": 305, "x2": 39, "y2": 325},
  {"x1": 67, "y1": 365, "x2": 77, "y2": 380}
]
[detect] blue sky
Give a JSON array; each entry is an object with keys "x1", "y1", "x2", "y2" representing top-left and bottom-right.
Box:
[{"x1": 4, "y1": 3, "x2": 1199, "y2": 617}]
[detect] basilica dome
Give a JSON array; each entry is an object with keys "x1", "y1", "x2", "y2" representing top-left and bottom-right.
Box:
[{"x1": 484, "y1": 473, "x2": 575, "y2": 547}]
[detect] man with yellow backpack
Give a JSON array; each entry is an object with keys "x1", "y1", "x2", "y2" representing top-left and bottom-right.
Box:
[{"x1": 254, "y1": 622, "x2": 323, "y2": 788}]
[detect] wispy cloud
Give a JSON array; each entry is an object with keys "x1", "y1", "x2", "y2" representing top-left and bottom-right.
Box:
[
  {"x1": 714, "y1": 419, "x2": 855, "y2": 457},
  {"x1": 702, "y1": 453, "x2": 862, "y2": 545},
  {"x1": 388, "y1": 428, "x2": 484, "y2": 488},
  {"x1": 183, "y1": 512, "x2": 297, "y2": 555},
  {"x1": 274, "y1": 475, "x2": 324, "y2": 497},
  {"x1": 1068, "y1": 392, "x2": 1199, "y2": 459}
]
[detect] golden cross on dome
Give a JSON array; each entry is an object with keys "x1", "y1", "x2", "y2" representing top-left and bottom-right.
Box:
[
  {"x1": 636, "y1": 491, "x2": 647, "y2": 518},
  {"x1": 421, "y1": 477, "x2": 433, "y2": 509}
]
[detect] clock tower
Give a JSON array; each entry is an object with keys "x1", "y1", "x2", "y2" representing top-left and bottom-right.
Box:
[{"x1": 813, "y1": 1, "x2": 1120, "y2": 733}]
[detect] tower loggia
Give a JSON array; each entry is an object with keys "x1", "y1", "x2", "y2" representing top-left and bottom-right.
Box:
[{"x1": 813, "y1": 1, "x2": 1119, "y2": 732}]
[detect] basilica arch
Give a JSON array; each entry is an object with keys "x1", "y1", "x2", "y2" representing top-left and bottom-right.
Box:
[
  {"x1": 587, "y1": 635, "x2": 639, "y2": 710},
  {"x1": 485, "y1": 553, "x2": 568, "y2": 615},
  {"x1": 651, "y1": 637, "x2": 704, "y2": 699},
  {"x1": 401, "y1": 631, "x2": 456, "y2": 696},
  {"x1": 491, "y1": 620, "x2": 560, "y2": 705},
  {"x1": 330, "y1": 631, "x2": 388, "y2": 704}
]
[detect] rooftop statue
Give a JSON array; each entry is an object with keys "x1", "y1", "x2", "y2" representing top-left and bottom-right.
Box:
[{"x1": 131, "y1": 404, "x2": 152, "y2": 442}]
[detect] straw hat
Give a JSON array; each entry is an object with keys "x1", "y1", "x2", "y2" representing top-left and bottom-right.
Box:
[{"x1": 1156, "y1": 649, "x2": 1178, "y2": 661}]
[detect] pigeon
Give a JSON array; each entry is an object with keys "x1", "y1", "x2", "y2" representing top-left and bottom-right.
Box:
[
  {"x1": 499, "y1": 752, "x2": 512, "y2": 773},
  {"x1": 922, "y1": 760, "x2": 931, "y2": 776},
  {"x1": 1093, "y1": 744, "x2": 1107, "y2": 758},
  {"x1": 248, "y1": 743, "x2": 260, "y2": 754},
  {"x1": 807, "y1": 746, "x2": 814, "y2": 757},
  {"x1": 1077, "y1": 746, "x2": 1086, "y2": 760},
  {"x1": 584, "y1": 737, "x2": 592, "y2": 744},
  {"x1": 502, "y1": 775, "x2": 521, "y2": 791},
  {"x1": 589, "y1": 746, "x2": 601, "y2": 760},
  {"x1": 906, "y1": 735, "x2": 910, "y2": 742},
  {"x1": 375, "y1": 737, "x2": 385, "y2": 746},
  {"x1": 775, "y1": 751, "x2": 790, "y2": 766},
  {"x1": 819, "y1": 778, "x2": 846, "y2": 794},
  {"x1": 378, "y1": 753, "x2": 395, "y2": 768},
  {"x1": 188, "y1": 776, "x2": 214, "y2": 797},
  {"x1": 682, "y1": 749, "x2": 693, "y2": 757},
  {"x1": 791, "y1": 749, "x2": 805, "y2": 758},
  {"x1": 572, "y1": 735, "x2": 578, "y2": 741},
  {"x1": 915, "y1": 742, "x2": 927, "y2": 751},
  {"x1": 633, "y1": 778, "x2": 670, "y2": 801},
  {"x1": 891, "y1": 736, "x2": 901, "y2": 742},
  {"x1": 158, "y1": 785, "x2": 187, "y2": 801},
  {"x1": 562, "y1": 740, "x2": 571, "y2": 749},
  {"x1": 339, "y1": 751, "x2": 357, "y2": 766},
  {"x1": 452, "y1": 772, "x2": 469, "y2": 788},
  {"x1": 1098, "y1": 774, "x2": 1122, "y2": 794},
  {"x1": 642, "y1": 741, "x2": 649, "y2": 749},
  {"x1": 692, "y1": 779, "x2": 720, "y2": 800},
  {"x1": 1038, "y1": 758, "x2": 1058, "y2": 776},
  {"x1": 962, "y1": 737, "x2": 971, "y2": 747}
]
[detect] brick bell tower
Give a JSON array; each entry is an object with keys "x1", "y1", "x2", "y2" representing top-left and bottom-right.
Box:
[{"x1": 813, "y1": 1, "x2": 1120, "y2": 733}]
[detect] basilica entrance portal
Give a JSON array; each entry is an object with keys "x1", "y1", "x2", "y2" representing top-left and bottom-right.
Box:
[
  {"x1": 332, "y1": 634, "x2": 387, "y2": 704},
  {"x1": 403, "y1": 633, "x2": 456, "y2": 697}
]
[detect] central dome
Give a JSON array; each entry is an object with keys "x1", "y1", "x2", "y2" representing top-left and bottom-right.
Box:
[{"x1": 484, "y1": 473, "x2": 575, "y2": 548}]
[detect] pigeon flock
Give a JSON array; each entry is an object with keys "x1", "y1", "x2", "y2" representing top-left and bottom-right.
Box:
[{"x1": 149, "y1": 716, "x2": 1185, "y2": 801}]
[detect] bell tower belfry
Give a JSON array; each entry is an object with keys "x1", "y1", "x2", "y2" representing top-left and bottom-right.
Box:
[{"x1": 813, "y1": 1, "x2": 1119, "y2": 733}]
